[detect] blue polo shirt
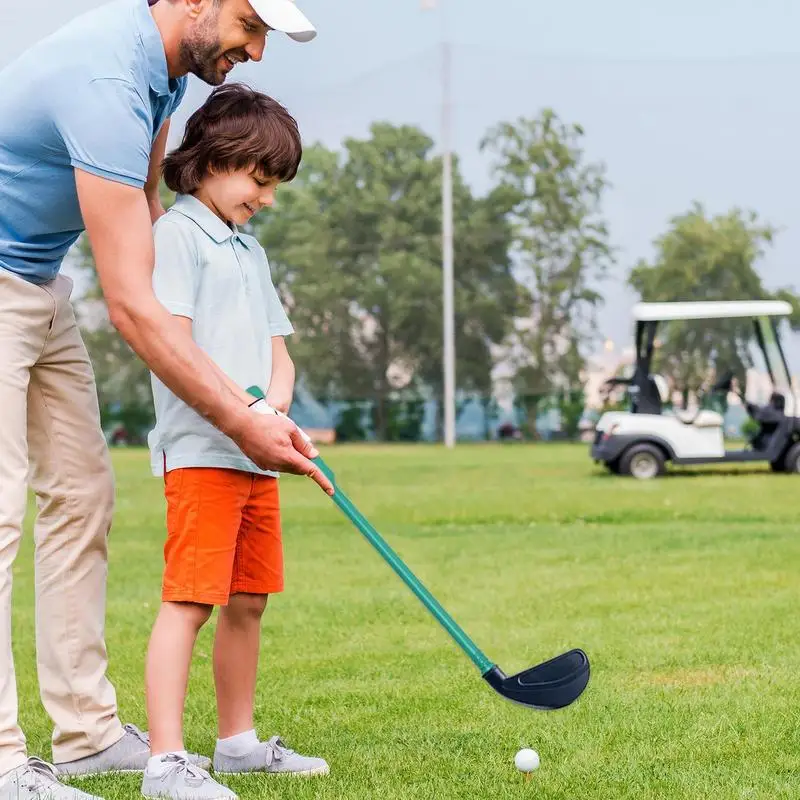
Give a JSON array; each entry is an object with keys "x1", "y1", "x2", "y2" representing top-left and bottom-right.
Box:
[{"x1": 0, "y1": 0, "x2": 188, "y2": 284}]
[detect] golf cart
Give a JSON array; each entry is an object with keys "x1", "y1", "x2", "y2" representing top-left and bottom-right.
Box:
[{"x1": 591, "y1": 301, "x2": 800, "y2": 479}]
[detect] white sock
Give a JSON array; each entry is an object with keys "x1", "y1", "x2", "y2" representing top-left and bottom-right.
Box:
[
  {"x1": 147, "y1": 750, "x2": 188, "y2": 776},
  {"x1": 216, "y1": 729, "x2": 259, "y2": 757}
]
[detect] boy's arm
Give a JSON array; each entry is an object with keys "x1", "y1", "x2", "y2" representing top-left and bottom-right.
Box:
[
  {"x1": 144, "y1": 120, "x2": 170, "y2": 224},
  {"x1": 266, "y1": 336, "x2": 295, "y2": 414}
]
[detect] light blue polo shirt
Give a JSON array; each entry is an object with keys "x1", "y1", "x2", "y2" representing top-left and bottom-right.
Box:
[
  {"x1": 0, "y1": 0, "x2": 188, "y2": 284},
  {"x1": 148, "y1": 194, "x2": 294, "y2": 477}
]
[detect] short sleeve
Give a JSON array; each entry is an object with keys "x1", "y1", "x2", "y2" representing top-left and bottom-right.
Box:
[
  {"x1": 263, "y1": 255, "x2": 294, "y2": 337},
  {"x1": 152, "y1": 218, "x2": 202, "y2": 319},
  {"x1": 56, "y1": 78, "x2": 151, "y2": 187}
]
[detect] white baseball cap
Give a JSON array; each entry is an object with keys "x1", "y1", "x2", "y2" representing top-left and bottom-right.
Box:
[{"x1": 249, "y1": 0, "x2": 317, "y2": 42}]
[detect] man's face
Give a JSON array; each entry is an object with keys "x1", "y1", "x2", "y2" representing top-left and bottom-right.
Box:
[{"x1": 180, "y1": 0, "x2": 270, "y2": 86}]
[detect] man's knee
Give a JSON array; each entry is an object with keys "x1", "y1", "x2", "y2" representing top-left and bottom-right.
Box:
[
  {"x1": 89, "y1": 462, "x2": 115, "y2": 521},
  {"x1": 73, "y1": 459, "x2": 115, "y2": 533},
  {"x1": 35, "y1": 454, "x2": 115, "y2": 545}
]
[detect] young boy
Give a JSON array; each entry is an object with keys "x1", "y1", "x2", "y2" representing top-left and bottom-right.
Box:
[{"x1": 143, "y1": 83, "x2": 328, "y2": 800}]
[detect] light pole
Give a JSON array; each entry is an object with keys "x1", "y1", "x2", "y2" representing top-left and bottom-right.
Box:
[{"x1": 422, "y1": 0, "x2": 456, "y2": 448}]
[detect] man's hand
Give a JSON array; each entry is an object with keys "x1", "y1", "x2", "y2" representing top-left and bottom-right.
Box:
[
  {"x1": 74, "y1": 168, "x2": 334, "y2": 495},
  {"x1": 240, "y1": 413, "x2": 331, "y2": 491}
]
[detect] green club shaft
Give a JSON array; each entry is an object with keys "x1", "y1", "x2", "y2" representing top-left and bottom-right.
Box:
[
  {"x1": 314, "y1": 457, "x2": 495, "y2": 675},
  {"x1": 244, "y1": 386, "x2": 494, "y2": 674}
]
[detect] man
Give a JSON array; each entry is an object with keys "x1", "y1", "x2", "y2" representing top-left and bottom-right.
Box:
[{"x1": 0, "y1": 1, "x2": 330, "y2": 797}]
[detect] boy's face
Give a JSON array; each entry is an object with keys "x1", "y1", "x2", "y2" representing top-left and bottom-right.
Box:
[
  {"x1": 199, "y1": 167, "x2": 280, "y2": 226},
  {"x1": 180, "y1": 0, "x2": 270, "y2": 86}
]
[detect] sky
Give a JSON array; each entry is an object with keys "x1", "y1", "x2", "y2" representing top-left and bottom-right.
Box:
[{"x1": 4, "y1": 0, "x2": 800, "y2": 362}]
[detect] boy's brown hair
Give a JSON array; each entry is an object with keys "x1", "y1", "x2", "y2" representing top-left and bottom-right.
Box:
[{"x1": 162, "y1": 83, "x2": 302, "y2": 194}]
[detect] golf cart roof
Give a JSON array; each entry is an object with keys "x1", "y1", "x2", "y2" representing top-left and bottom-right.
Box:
[{"x1": 633, "y1": 300, "x2": 793, "y2": 322}]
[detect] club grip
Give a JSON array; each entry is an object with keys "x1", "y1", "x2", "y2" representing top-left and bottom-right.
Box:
[{"x1": 246, "y1": 387, "x2": 312, "y2": 444}]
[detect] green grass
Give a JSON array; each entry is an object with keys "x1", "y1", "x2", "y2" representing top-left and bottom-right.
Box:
[{"x1": 12, "y1": 444, "x2": 800, "y2": 799}]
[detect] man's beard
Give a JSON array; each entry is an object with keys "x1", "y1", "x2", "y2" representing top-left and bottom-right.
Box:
[{"x1": 180, "y1": 14, "x2": 226, "y2": 86}]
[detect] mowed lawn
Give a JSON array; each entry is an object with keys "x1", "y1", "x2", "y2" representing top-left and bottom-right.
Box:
[{"x1": 11, "y1": 444, "x2": 800, "y2": 799}]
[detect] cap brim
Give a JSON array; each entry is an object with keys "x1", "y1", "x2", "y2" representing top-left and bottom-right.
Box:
[{"x1": 248, "y1": 0, "x2": 317, "y2": 42}]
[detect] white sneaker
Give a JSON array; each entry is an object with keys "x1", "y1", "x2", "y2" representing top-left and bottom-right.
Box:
[
  {"x1": 141, "y1": 754, "x2": 236, "y2": 799},
  {"x1": 0, "y1": 758, "x2": 103, "y2": 799},
  {"x1": 213, "y1": 735, "x2": 329, "y2": 777}
]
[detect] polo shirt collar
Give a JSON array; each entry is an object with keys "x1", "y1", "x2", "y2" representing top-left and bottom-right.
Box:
[
  {"x1": 137, "y1": 0, "x2": 177, "y2": 97},
  {"x1": 172, "y1": 194, "x2": 253, "y2": 246}
]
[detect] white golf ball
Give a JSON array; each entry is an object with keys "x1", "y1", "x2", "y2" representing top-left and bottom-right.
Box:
[{"x1": 514, "y1": 748, "x2": 540, "y2": 773}]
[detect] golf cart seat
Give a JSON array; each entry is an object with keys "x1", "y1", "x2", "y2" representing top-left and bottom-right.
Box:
[
  {"x1": 674, "y1": 409, "x2": 724, "y2": 428},
  {"x1": 747, "y1": 392, "x2": 787, "y2": 451}
]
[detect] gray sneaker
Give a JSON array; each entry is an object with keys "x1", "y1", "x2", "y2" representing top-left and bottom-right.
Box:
[
  {"x1": 213, "y1": 736, "x2": 329, "y2": 777},
  {"x1": 141, "y1": 755, "x2": 236, "y2": 800},
  {"x1": 0, "y1": 757, "x2": 103, "y2": 799},
  {"x1": 55, "y1": 724, "x2": 211, "y2": 777}
]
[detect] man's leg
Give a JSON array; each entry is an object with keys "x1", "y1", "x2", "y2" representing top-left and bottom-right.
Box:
[
  {"x1": 27, "y1": 277, "x2": 211, "y2": 779},
  {"x1": 0, "y1": 269, "x2": 53, "y2": 776},
  {"x1": 25, "y1": 275, "x2": 123, "y2": 763}
]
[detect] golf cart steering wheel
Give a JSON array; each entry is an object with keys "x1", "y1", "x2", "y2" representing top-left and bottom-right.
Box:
[
  {"x1": 681, "y1": 369, "x2": 737, "y2": 424},
  {"x1": 711, "y1": 369, "x2": 736, "y2": 396},
  {"x1": 603, "y1": 376, "x2": 632, "y2": 389},
  {"x1": 713, "y1": 369, "x2": 753, "y2": 413}
]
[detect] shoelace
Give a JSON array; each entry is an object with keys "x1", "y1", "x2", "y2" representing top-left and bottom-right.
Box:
[
  {"x1": 20, "y1": 757, "x2": 60, "y2": 790},
  {"x1": 159, "y1": 754, "x2": 209, "y2": 785},
  {"x1": 263, "y1": 736, "x2": 295, "y2": 767},
  {"x1": 123, "y1": 723, "x2": 150, "y2": 747}
]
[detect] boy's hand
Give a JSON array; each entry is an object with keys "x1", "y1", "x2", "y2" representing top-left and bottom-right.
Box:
[{"x1": 265, "y1": 391, "x2": 292, "y2": 415}]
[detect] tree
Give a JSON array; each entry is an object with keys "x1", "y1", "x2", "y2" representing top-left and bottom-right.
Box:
[
  {"x1": 255, "y1": 123, "x2": 516, "y2": 440},
  {"x1": 628, "y1": 204, "x2": 800, "y2": 402},
  {"x1": 481, "y1": 109, "x2": 613, "y2": 437}
]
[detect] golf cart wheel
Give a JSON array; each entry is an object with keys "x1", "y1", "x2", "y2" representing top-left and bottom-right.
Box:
[
  {"x1": 619, "y1": 443, "x2": 666, "y2": 480},
  {"x1": 782, "y1": 443, "x2": 800, "y2": 473},
  {"x1": 770, "y1": 458, "x2": 786, "y2": 473}
]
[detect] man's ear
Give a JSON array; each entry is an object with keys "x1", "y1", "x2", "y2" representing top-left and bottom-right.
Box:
[{"x1": 183, "y1": 0, "x2": 214, "y2": 19}]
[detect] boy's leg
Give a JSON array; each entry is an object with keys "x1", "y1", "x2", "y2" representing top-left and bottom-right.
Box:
[
  {"x1": 145, "y1": 602, "x2": 213, "y2": 755},
  {"x1": 215, "y1": 474, "x2": 282, "y2": 740},
  {"x1": 214, "y1": 593, "x2": 269, "y2": 740},
  {"x1": 148, "y1": 466, "x2": 249, "y2": 755},
  {"x1": 142, "y1": 468, "x2": 247, "y2": 800},
  {"x1": 24, "y1": 275, "x2": 122, "y2": 764},
  {"x1": 0, "y1": 269, "x2": 54, "y2": 776},
  {"x1": 212, "y1": 477, "x2": 328, "y2": 777}
]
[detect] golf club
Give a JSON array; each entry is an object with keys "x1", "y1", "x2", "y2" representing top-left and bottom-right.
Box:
[{"x1": 247, "y1": 387, "x2": 590, "y2": 710}]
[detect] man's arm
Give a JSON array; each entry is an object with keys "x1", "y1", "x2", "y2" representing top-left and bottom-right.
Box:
[
  {"x1": 266, "y1": 336, "x2": 295, "y2": 414},
  {"x1": 75, "y1": 169, "x2": 333, "y2": 493},
  {"x1": 144, "y1": 120, "x2": 170, "y2": 224}
]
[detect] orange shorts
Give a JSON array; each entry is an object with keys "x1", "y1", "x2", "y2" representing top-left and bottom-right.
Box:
[{"x1": 162, "y1": 467, "x2": 284, "y2": 605}]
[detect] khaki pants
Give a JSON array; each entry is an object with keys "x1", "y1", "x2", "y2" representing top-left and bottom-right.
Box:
[{"x1": 0, "y1": 267, "x2": 123, "y2": 774}]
